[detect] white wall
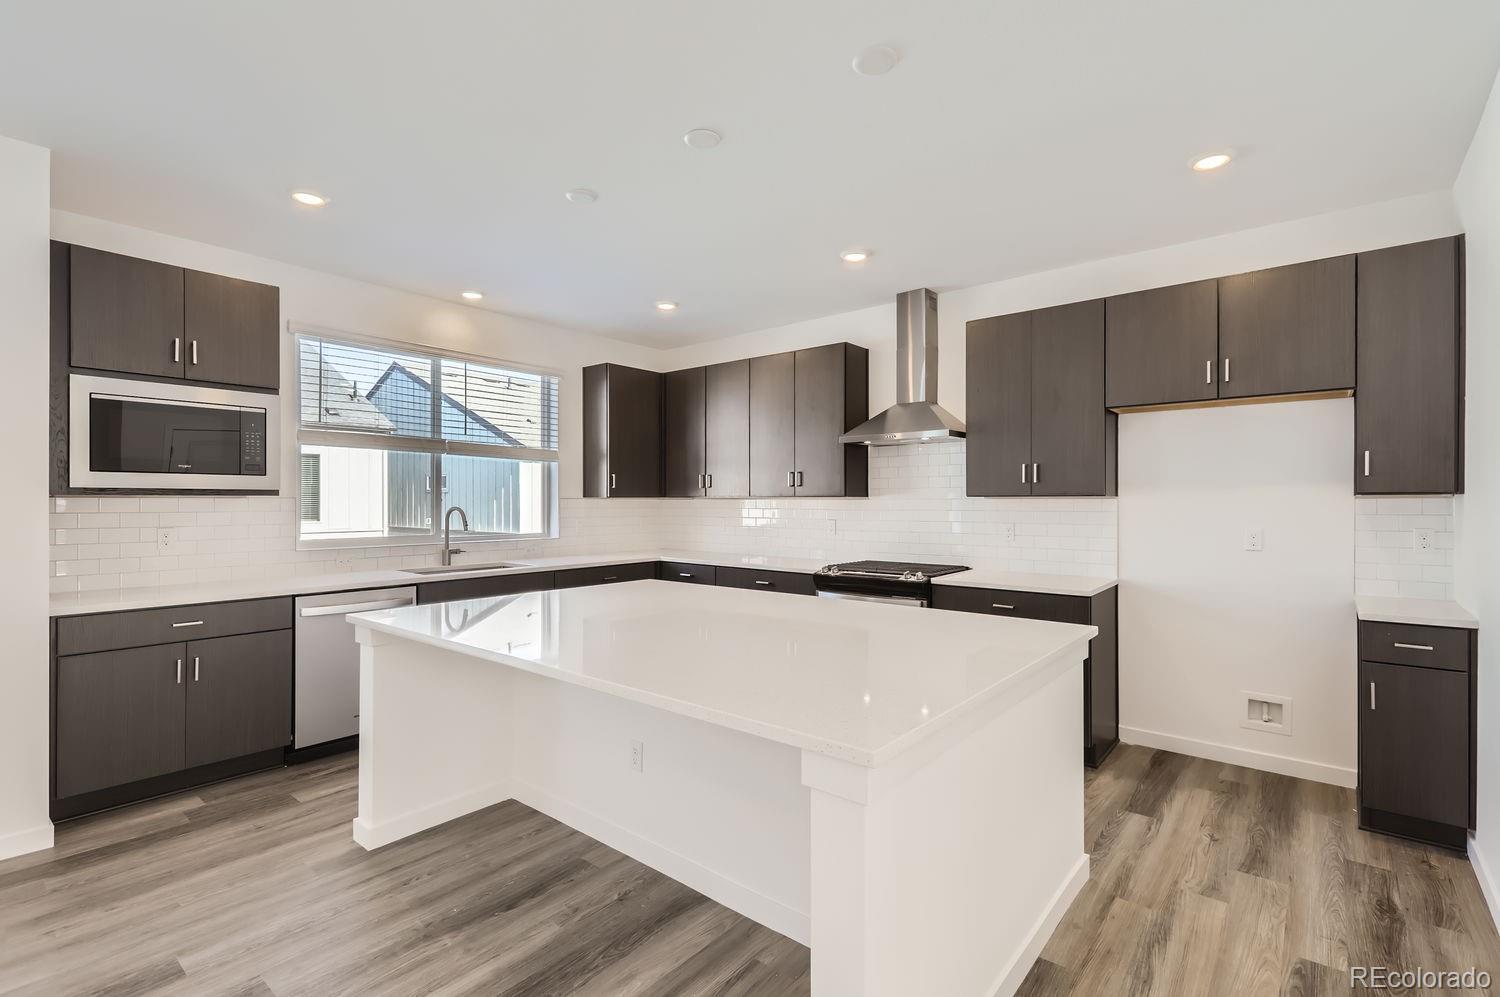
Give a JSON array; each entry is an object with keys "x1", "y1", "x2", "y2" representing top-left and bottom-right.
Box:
[
  {"x1": 0, "y1": 135, "x2": 53, "y2": 859},
  {"x1": 50, "y1": 211, "x2": 663, "y2": 500},
  {"x1": 663, "y1": 190, "x2": 1460, "y2": 785},
  {"x1": 1118, "y1": 399, "x2": 1357, "y2": 785},
  {"x1": 1454, "y1": 67, "x2": 1500, "y2": 923}
]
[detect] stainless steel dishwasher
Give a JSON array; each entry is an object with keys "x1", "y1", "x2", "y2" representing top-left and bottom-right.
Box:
[{"x1": 294, "y1": 586, "x2": 416, "y2": 750}]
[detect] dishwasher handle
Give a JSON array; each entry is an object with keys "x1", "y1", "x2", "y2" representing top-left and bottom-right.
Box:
[{"x1": 299, "y1": 597, "x2": 415, "y2": 619}]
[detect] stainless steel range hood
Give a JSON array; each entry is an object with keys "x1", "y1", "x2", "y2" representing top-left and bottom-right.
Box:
[{"x1": 840, "y1": 288, "x2": 966, "y2": 446}]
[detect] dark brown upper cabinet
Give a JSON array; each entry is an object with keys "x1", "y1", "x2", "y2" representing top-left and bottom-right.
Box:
[
  {"x1": 663, "y1": 366, "x2": 707, "y2": 496},
  {"x1": 1217, "y1": 255, "x2": 1354, "y2": 399},
  {"x1": 183, "y1": 270, "x2": 281, "y2": 389},
  {"x1": 69, "y1": 244, "x2": 186, "y2": 380},
  {"x1": 791, "y1": 343, "x2": 869, "y2": 497},
  {"x1": 705, "y1": 359, "x2": 750, "y2": 497},
  {"x1": 967, "y1": 300, "x2": 1115, "y2": 497},
  {"x1": 66, "y1": 244, "x2": 280, "y2": 391},
  {"x1": 582, "y1": 363, "x2": 663, "y2": 498},
  {"x1": 1355, "y1": 237, "x2": 1464, "y2": 495},
  {"x1": 749, "y1": 352, "x2": 797, "y2": 497},
  {"x1": 1104, "y1": 279, "x2": 1217, "y2": 409}
]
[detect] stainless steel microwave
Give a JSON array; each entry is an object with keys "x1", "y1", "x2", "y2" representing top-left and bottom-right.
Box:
[{"x1": 69, "y1": 374, "x2": 280, "y2": 491}]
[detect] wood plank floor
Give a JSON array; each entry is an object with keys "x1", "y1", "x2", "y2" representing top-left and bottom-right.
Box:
[{"x1": 2, "y1": 744, "x2": 1496, "y2": 996}]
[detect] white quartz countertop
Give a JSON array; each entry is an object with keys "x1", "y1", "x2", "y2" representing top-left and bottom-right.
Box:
[
  {"x1": 352, "y1": 580, "x2": 1097, "y2": 767},
  {"x1": 1355, "y1": 595, "x2": 1479, "y2": 630},
  {"x1": 930, "y1": 567, "x2": 1117, "y2": 597},
  {"x1": 48, "y1": 549, "x2": 1103, "y2": 616}
]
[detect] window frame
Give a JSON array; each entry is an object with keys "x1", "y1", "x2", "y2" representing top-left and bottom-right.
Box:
[{"x1": 292, "y1": 324, "x2": 559, "y2": 551}]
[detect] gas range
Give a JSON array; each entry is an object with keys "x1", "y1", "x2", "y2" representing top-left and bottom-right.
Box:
[{"x1": 813, "y1": 559, "x2": 971, "y2": 607}]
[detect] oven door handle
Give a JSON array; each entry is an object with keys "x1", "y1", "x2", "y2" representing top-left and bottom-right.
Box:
[{"x1": 814, "y1": 589, "x2": 927, "y2": 607}]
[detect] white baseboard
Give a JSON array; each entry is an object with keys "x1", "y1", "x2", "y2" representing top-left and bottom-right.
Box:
[
  {"x1": 511, "y1": 778, "x2": 811, "y2": 946},
  {"x1": 1469, "y1": 837, "x2": 1500, "y2": 936},
  {"x1": 352, "y1": 780, "x2": 512, "y2": 851},
  {"x1": 0, "y1": 822, "x2": 54, "y2": 861},
  {"x1": 989, "y1": 853, "x2": 1090, "y2": 997},
  {"x1": 1119, "y1": 725, "x2": 1357, "y2": 788}
]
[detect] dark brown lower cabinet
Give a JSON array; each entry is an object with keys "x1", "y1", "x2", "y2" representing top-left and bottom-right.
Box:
[
  {"x1": 55, "y1": 643, "x2": 187, "y2": 798},
  {"x1": 416, "y1": 571, "x2": 555, "y2": 604},
  {"x1": 1357, "y1": 620, "x2": 1476, "y2": 850},
  {"x1": 185, "y1": 631, "x2": 294, "y2": 768},
  {"x1": 715, "y1": 566, "x2": 817, "y2": 596},
  {"x1": 52, "y1": 602, "x2": 295, "y2": 820},
  {"x1": 553, "y1": 562, "x2": 657, "y2": 589},
  {"x1": 931, "y1": 583, "x2": 1118, "y2": 767},
  {"x1": 658, "y1": 561, "x2": 716, "y2": 585}
]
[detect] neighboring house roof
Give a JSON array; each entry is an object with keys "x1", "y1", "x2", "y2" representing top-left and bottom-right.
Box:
[
  {"x1": 313, "y1": 365, "x2": 397, "y2": 433},
  {"x1": 367, "y1": 362, "x2": 523, "y2": 447}
]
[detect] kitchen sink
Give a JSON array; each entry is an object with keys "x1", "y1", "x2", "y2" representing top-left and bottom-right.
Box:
[{"x1": 400, "y1": 562, "x2": 526, "y2": 576}]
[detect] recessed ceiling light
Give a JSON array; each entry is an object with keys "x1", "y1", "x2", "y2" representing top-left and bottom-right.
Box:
[
  {"x1": 852, "y1": 45, "x2": 901, "y2": 76},
  {"x1": 655, "y1": 301, "x2": 679, "y2": 312},
  {"x1": 461, "y1": 290, "x2": 484, "y2": 301},
  {"x1": 290, "y1": 190, "x2": 328, "y2": 207},
  {"x1": 564, "y1": 188, "x2": 598, "y2": 204},
  {"x1": 683, "y1": 128, "x2": 722, "y2": 150},
  {"x1": 840, "y1": 249, "x2": 871, "y2": 264},
  {"x1": 1191, "y1": 153, "x2": 1232, "y2": 172}
]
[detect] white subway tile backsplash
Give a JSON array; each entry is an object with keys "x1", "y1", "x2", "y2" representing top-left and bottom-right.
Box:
[{"x1": 1354, "y1": 495, "x2": 1455, "y2": 599}]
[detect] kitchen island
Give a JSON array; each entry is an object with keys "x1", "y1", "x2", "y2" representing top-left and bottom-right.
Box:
[{"x1": 351, "y1": 580, "x2": 1095, "y2": 997}]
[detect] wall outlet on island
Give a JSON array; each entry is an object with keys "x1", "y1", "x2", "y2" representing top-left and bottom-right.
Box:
[
  {"x1": 630, "y1": 739, "x2": 644, "y2": 774},
  {"x1": 156, "y1": 528, "x2": 176, "y2": 552}
]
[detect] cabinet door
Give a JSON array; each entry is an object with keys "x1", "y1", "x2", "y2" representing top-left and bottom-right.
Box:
[
  {"x1": 69, "y1": 245, "x2": 185, "y2": 379},
  {"x1": 1359, "y1": 660, "x2": 1469, "y2": 827},
  {"x1": 663, "y1": 367, "x2": 707, "y2": 496},
  {"x1": 183, "y1": 270, "x2": 280, "y2": 389},
  {"x1": 705, "y1": 359, "x2": 750, "y2": 498},
  {"x1": 1355, "y1": 238, "x2": 1462, "y2": 495},
  {"x1": 965, "y1": 313, "x2": 1032, "y2": 496},
  {"x1": 55, "y1": 643, "x2": 186, "y2": 798},
  {"x1": 185, "y1": 630, "x2": 293, "y2": 768},
  {"x1": 1031, "y1": 299, "x2": 1112, "y2": 496},
  {"x1": 416, "y1": 571, "x2": 554, "y2": 604},
  {"x1": 1218, "y1": 256, "x2": 1354, "y2": 399},
  {"x1": 750, "y1": 352, "x2": 796, "y2": 496},
  {"x1": 793, "y1": 343, "x2": 852, "y2": 496},
  {"x1": 1104, "y1": 280, "x2": 1217, "y2": 408},
  {"x1": 607, "y1": 365, "x2": 663, "y2": 497}
]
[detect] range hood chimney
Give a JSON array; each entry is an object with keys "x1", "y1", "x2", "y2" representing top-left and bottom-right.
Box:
[{"x1": 840, "y1": 288, "x2": 966, "y2": 446}]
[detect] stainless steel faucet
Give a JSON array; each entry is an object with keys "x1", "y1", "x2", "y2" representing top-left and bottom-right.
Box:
[{"x1": 441, "y1": 506, "x2": 469, "y2": 565}]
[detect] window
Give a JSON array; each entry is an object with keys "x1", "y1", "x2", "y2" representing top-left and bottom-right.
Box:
[{"x1": 295, "y1": 330, "x2": 558, "y2": 546}]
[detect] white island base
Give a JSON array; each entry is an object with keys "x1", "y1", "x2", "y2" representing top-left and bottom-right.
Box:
[{"x1": 351, "y1": 583, "x2": 1090, "y2": 997}]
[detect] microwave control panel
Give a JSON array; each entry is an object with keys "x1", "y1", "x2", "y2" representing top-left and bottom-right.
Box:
[{"x1": 240, "y1": 410, "x2": 268, "y2": 476}]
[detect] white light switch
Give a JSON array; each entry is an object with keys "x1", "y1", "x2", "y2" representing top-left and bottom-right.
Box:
[{"x1": 1244, "y1": 528, "x2": 1264, "y2": 552}]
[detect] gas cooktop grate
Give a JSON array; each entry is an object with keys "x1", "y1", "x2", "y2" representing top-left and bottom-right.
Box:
[{"x1": 821, "y1": 560, "x2": 970, "y2": 578}]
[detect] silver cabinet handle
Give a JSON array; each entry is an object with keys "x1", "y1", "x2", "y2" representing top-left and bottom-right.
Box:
[
  {"x1": 1021, "y1": 463, "x2": 1027, "y2": 484},
  {"x1": 991, "y1": 603, "x2": 1015, "y2": 610},
  {"x1": 1032, "y1": 462, "x2": 1038, "y2": 483},
  {"x1": 705, "y1": 473, "x2": 712, "y2": 489},
  {"x1": 603, "y1": 576, "x2": 618, "y2": 582},
  {"x1": 299, "y1": 598, "x2": 413, "y2": 618},
  {"x1": 1393, "y1": 642, "x2": 1434, "y2": 651},
  {"x1": 1223, "y1": 357, "x2": 1230, "y2": 382},
  {"x1": 171, "y1": 620, "x2": 205, "y2": 628},
  {"x1": 191, "y1": 340, "x2": 199, "y2": 365},
  {"x1": 787, "y1": 470, "x2": 794, "y2": 488},
  {"x1": 172, "y1": 338, "x2": 181, "y2": 363},
  {"x1": 610, "y1": 472, "x2": 616, "y2": 490},
  {"x1": 797, "y1": 470, "x2": 804, "y2": 487},
  {"x1": 176, "y1": 658, "x2": 183, "y2": 684},
  {"x1": 754, "y1": 579, "x2": 772, "y2": 586},
  {"x1": 193, "y1": 656, "x2": 200, "y2": 681},
  {"x1": 678, "y1": 572, "x2": 693, "y2": 578},
  {"x1": 1206, "y1": 359, "x2": 1213, "y2": 384},
  {"x1": 1369, "y1": 681, "x2": 1376, "y2": 710},
  {"x1": 1363, "y1": 450, "x2": 1371, "y2": 477},
  {"x1": 698, "y1": 473, "x2": 705, "y2": 489}
]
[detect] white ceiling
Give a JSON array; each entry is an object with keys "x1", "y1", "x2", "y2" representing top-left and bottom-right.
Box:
[{"x1": 2, "y1": 1, "x2": 1498, "y2": 348}]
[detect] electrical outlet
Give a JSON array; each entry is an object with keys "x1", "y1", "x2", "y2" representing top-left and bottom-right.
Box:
[
  {"x1": 157, "y1": 528, "x2": 176, "y2": 552},
  {"x1": 1000, "y1": 523, "x2": 1016, "y2": 544},
  {"x1": 630, "y1": 740, "x2": 644, "y2": 774},
  {"x1": 1244, "y1": 528, "x2": 1264, "y2": 552},
  {"x1": 1415, "y1": 528, "x2": 1435, "y2": 551},
  {"x1": 334, "y1": 551, "x2": 356, "y2": 569}
]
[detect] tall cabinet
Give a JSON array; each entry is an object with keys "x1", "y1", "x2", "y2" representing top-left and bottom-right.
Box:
[
  {"x1": 966, "y1": 300, "x2": 1115, "y2": 497},
  {"x1": 582, "y1": 363, "x2": 663, "y2": 498}
]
